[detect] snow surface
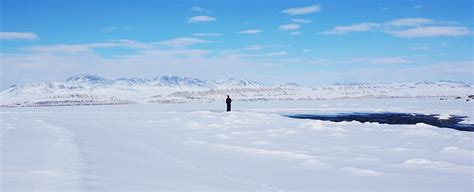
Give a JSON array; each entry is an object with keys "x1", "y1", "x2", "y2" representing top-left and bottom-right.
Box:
[{"x1": 1, "y1": 98, "x2": 473, "y2": 192}]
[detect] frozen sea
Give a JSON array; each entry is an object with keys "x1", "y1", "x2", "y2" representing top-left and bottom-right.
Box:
[{"x1": 1, "y1": 98, "x2": 473, "y2": 192}]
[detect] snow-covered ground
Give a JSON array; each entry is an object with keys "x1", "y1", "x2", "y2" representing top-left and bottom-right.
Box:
[{"x1": 1, "y1": 98, "x2": 473, "y2": 192}]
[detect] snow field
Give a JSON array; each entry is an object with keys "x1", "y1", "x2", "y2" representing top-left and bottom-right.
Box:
[{"x1": 1, "y1": 98, "x2": 473, "y2": 191}]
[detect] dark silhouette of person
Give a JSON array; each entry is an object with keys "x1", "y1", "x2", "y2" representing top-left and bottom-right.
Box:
[{"x1": 226, "y1": 95, "x2": 232, "y2": 112}]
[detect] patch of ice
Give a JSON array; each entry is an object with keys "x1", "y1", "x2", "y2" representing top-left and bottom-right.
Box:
[{"x1": 435, "y1": 114, "x2": 452, "y2": 120}]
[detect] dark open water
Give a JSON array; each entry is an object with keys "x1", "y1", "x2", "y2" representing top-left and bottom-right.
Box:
[{"x1": 286, "y1": 113, "x2": 474, "y2": 132}]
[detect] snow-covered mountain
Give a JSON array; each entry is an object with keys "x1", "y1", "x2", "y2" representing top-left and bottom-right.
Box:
[{"x1": 1, "y1": 74, "x2": 473, "y2": 107}]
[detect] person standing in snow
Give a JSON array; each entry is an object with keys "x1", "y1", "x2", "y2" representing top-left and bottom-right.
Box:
[{"x1": 226, "y1": 95, "x2": 232, "y2": 112}]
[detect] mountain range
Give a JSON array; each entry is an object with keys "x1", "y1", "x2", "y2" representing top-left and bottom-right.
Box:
[{"x1": 1, "y1": 74, "x2": 473, "y2": 107}]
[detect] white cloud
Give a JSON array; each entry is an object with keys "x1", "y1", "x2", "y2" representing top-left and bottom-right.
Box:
[
  {"x1": 22, "y1": 44, "x2": 96, "y2": 53},
  {"x1": 240, "y1": 44, "x2": 280, "y2": 51},
  {"x1": 319, "y1": 56, "x2": 411, "y2": 65},
  {"x1": 282, "y1": 4, "x2": 321, "y2": 15},
  {"x1": 386, "y1": 18, "x2": 433, "y2": 27},
  {"x1": 0, "y1": 32, "x2": 38, "y2": 40},
  {"x1": 20, "y1": 40, "x2": 154, "y2": 53},
  {"x1": 108, "y1": 39, "x2": 154, "y2": 49},
  {"x1": 216, "y1": 44, "x2": 282, "y2": 58},
  {"x1": 158, "y1": 37, "x2": 212, "y2": 47},
  {"x1": 225, "y1": 52, "x2": 281, "y2": 59},
  {"x1": 188, "y1": 15, "x2": 216, "y2": 23},
  {"x1": 219, "y1": 44, "x2": 280, "y2": 56},
  {"x1": 191, "y1": 7, "x2": 211, "y2": 13},
  {"x1": 243, "y1": 45, "x2": 265, "y2": 50},
  {"x1": 322, "y1": 23, "x2": 380, "y2": 35},
  {"x1": 100, "y1": 26, "x2": 132, "y2": 33},
  {"x1": 279, "y1": 24, "x2": 300, "y2": 31},
  {"x1": 242, "y1": 22, "x2": 255, "y2": 25},
  {"x1": 191, "y1": 7, "x2": 204, "y2": 11},
  {"x1": 238, "y1": 29, "x2": 262, "y2": 34},
  {"x1": 2, "y1": 38, "x2": 473, "y2": 89},
  {"x1": 193, "y1": 33, "x2": 221, "y2": 37},
  {"x1": 389, "y1": 26, "x2": 471, "y2": 38},
  {"x1": 370, "y1": 57, "x2": 409, "y2": 64},
  {"x1": 290, "y1": 60, "x2": 474, "y2": 85},
  {"x1": 323, "y1": 18, "x2": 472, "y2": 38},
  {"x1": 291, "y1": 18, "x2": 312, "y2": 23},
  {"x1": 414, "y1": 5, "x2": 423, "y2": 9},
  {"x1": 409, "y1": 45, "x2": 431, "y2": 50},
  {"x1": 265, "y1": 51, "x2": 288, "y2": 56},
  {"x1": 101, "y1": 27, "x2": 117, "y2": 32},
  {"x1": 290, "y1": 31, "x2": 302, "y2": 36}
]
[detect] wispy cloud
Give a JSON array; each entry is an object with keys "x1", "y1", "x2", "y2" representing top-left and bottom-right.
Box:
[
  {"x1": 282, "y1": 4, "x2": 321, "y2": 15},
  {"x1": 3, "y1": 36, "x2": 472, "y2": 88},
  {"x1": 322, "y1": 56, "x2": 412, "y2": 65},
  {"x1": 369, "y1": 57, "x2": 409, "y2": 64},
  {"x1": 188, "y1": 15, "x2": 216, "y2": 23},
  {"x1": 414, "y1": 5, "x2": 423, "y2": 9},
  {"x1": 386, "y1": 18, "x2": 433, "y2": 27},
  {"x1": 278, "y1": 24, "x2": 300, "y2": 31},
  {"x1": 158, "y1": 37, "x2": 212, "y2": 48},
  {"x1": 241, "y1": 21, "x2": 256, "y2": 25},
  {"x1": 193, "y1": 33, "x2": 221, "y2": 37},
  {"x1": 322, "y1": 18, "x2": 472, "y2": 38},
  {"x1": 2, "y1": 40, "x2": 286, "y2": 87},
  {"x1": 265, "y1": 51, "x2": 288, "y2": 56},
  {"x1": 241, "y1": 44, "x2": 280, "y2": 51},
  {"x1": 291, "y1": 18, "x2": 311, "y2": 23},
  {"x1": 409, "y1": 45, "x2": 431, "y2": 50},
  {"x1": 22, "y1": 38, "x2": 207, "y2": 52},
  {"x1": 243, "y1": 45, "x2": 265, "y2": 50},
  {"x1": 302, "y1": 60, "x2": 474, "y2": 84},
  {"x1": 109, "y1": 39, "x2": 154, "y2": 49},
  {"x1": 217, "y1": 45, "x2": 289, "y2": 60},
  {"x1": 100, "y1": 26, "x2": 132, "y2": 33},
  {"x1": 290, "y1": 31, "x2": 302, "y2": 36},
  {"x1": 216, "y1": 44, "x2": 282, "y2": 59},
  {"x1": 238, "y1": 29, "x2": 262, "y2": 34},
  {"x1": 321, "y1": 23, "x2": 380, "y2": 35},
  {"x1": 0, "y1": 32, "x2": 38, "y2": 40},
  {"x1": 191, "y1": 7, "x2": 211, "y2": 12},
  {"x1": 20, "y1": 40, "x2": 153, "y2": 53},
  {"x1": 22, "y1": 44, "x2": 98, "y2": 53},
  {"x1": 191, "y1": 7, "x2": 204, "y2": 11},
  {"x1": 389, "y1": 26, "x2": 471, "y2": 38}
]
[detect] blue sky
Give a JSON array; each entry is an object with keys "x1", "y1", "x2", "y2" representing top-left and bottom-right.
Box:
[{"x1": 1, "y1": 0, "x2": 473, "y2": 89}]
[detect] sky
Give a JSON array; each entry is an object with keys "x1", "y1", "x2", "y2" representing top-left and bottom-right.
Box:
[{"x1": 0, "y1": 0, "x2": 473, "y2": 89}]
